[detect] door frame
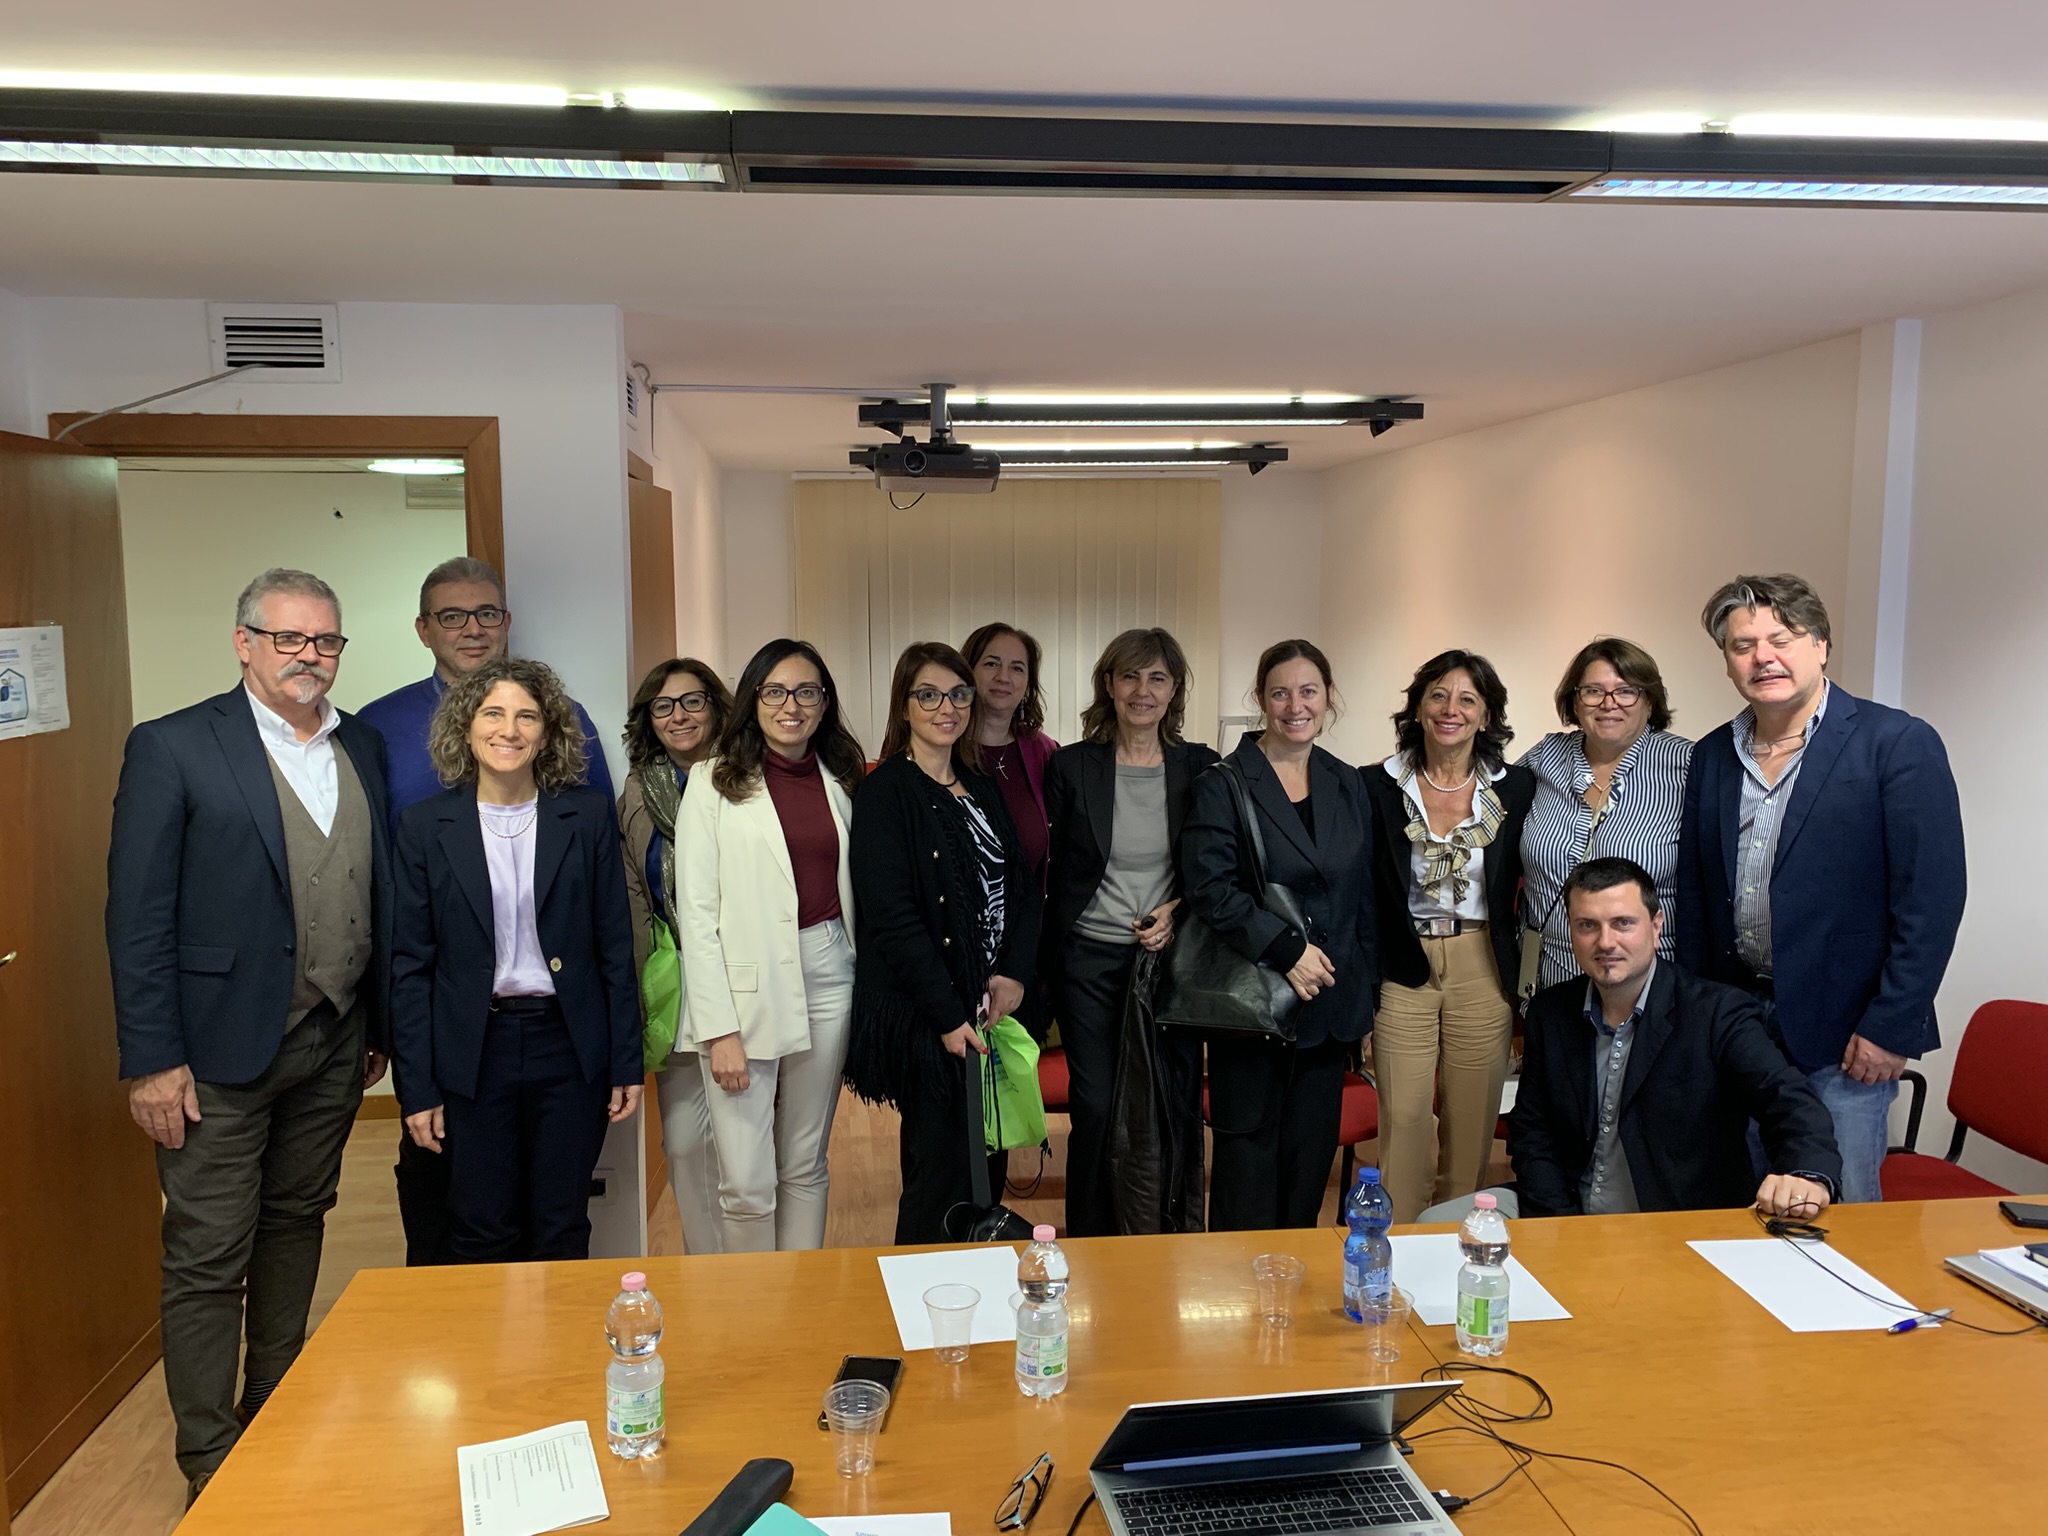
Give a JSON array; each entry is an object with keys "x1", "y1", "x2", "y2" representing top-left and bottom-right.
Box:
[{"x1": 45, "y1": 414, "x2": 505, "y2": 574}]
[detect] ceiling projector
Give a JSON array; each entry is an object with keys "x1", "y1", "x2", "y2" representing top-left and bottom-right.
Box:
[{"x1": 849, "y1": 437, "x2": 1001, "y2": 494}]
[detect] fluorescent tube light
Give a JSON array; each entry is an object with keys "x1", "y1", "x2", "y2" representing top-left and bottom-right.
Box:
[
  {"x1": 0, "y1": 69, "x2": 569, "y2": 108},
  {"x1": 368, "y1": 459, "x2": 466, "y2": 475},
  {"x1": 1591, "y1": 113, "x2": 1716, "y2": 135},
  {"x1": 1574, "y1": 177, "x2": 2048, "y2": 207},
  {"x1": 0, "y1": 140, "x2": 726, "y2": 186},
  {"x1": 1730, "y1": 113, "x2": 2048, "y2": 143},
  {"x1": 621, "y1": 88, "x2": 718, "y2": 112},
  {"x1": 955, "y1": 393, "x2": 1359, "y2": 406}
]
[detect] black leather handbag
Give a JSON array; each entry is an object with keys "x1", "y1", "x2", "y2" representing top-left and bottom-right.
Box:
[
  {"x1": 1155, "y1": 760, "x2": 1308, "y2": 1044},
  {"x1": 943, "y1": 1048, "x2": 1037, "y2": 1243}
]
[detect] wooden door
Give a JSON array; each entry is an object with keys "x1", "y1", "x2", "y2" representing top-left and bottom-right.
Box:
[{"x1": 0, "y1": 433, "x2": 163, "y2": 1514}]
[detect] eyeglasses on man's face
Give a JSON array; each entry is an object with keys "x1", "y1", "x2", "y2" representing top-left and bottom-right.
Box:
[
  {"x1": 996, "y1": 1452, "x2": 1054, "y2": 1531},
  {"x1": 759, "y1": 683, "x2": 827, "y2": 709},
  {"x1": 1576, "y1": 685, "x2": 1645, "y2": 707},
  {"x1": 650, "y1": 692, "x2": 712, "y2": 719},
  {"x1": 428, "y1": 605, "x2": 508, "y2": 630},
  {"x1": 243, "y1": 625, "x2": 349, "y2": 658},
  {"x1": 910, "y1": 684, "x2": 976, "y2": 713}
]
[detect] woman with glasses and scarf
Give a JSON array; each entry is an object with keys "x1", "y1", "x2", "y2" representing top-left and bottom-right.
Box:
[
  {"x1": 844, "y1": 642, "x2": 1039, "y2": 1244},
  {"x1": 619, "y1": 657, "x2": 735, "y2": 1255},
  {"x1": 676, "y1": 640, "x2": 866, "y2": 1252},
  {"x1": 1362, "y1": 651, "x2": 1535, "y2": 1223}
]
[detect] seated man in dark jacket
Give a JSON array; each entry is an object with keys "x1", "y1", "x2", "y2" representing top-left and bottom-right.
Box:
[{"x1": 1510, "y1": 857, "x2": 1840, "y2": 1218}]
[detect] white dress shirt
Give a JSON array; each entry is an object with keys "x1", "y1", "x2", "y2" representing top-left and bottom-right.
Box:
[{"x1": 245, "y1": 685, "x2": 341, "y2": 835}]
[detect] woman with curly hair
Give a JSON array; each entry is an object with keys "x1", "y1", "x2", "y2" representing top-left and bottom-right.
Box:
[
  {"x1": 1363, "y1": 650, "x2": 1535, "y2": 1222},
  {"x1": 389, "y1": 657, "x2": 641, "y2": 1262},
  {"x1": 619, "y1": 657, "x2": 735, "y2": 1255}
]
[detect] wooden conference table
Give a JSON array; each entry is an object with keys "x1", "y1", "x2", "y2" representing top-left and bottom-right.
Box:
[{"x1": 184, "y1": 1197, "x2": 2047, "y2": 1536}]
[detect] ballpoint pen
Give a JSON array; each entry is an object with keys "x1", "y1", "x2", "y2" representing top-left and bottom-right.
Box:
[{"x1": 1887, "y1": 1308, "x2": 1953, "y2": 1334}]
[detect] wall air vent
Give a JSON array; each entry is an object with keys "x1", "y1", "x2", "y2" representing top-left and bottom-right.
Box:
[
  {"x1": 624, "y1": 372, "x2": 641, "y2": 419},
  {"x1": 206, "y1": 302, "x2": 341, "y2": 380}
]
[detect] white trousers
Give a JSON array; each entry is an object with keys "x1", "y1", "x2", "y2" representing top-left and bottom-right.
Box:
[
  {"x1": 656, "y1": 1051, "x2": 725, "y2": 1255},
  {"x1": 699, "y1": 919, "x2": 853, "y2": 1252}
]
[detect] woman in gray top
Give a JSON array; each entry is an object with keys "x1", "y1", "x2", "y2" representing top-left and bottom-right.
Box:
[{"x1": 1040, "y1": 629, "x2": 1220, "y2": 1235}]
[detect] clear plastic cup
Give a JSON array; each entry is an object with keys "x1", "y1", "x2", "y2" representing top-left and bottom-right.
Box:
[
  {"x1": 924, "y1": 1283, "x2": 981, "y2": 1364},
  {"x1": 822, "y1": 1379, "x2": 891, "y2": 1476},
  {"x1": 1359, "y1": 1286, "x2": 1414, "y2": 1363},
  {"x1": 1251, "y1": 1254, "x2": 1307, "y2": 1328}
]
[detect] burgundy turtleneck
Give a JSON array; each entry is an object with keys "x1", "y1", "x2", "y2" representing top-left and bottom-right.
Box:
[{"x1": 763, "y1": 748, "x2": 843, "y2": 927}]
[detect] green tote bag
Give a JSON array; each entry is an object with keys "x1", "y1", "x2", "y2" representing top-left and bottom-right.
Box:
[
  {"x1": 980, "y1": 1014, "x2": 1048, "y2": 1152},
  {"x1": 640, "y1": 917, "x2": 683, "y2": 1072}
]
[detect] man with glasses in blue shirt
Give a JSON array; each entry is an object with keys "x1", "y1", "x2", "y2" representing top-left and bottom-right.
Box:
[{"x1": 357, "y1": 555, "x2": 614, "y2": 1264}]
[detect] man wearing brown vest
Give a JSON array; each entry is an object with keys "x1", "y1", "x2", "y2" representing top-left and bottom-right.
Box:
[{"x1": 107, "y1": 568, "x2": 394, "y2": 1505}]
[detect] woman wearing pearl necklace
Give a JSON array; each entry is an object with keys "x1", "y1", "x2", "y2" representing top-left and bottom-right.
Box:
[{"x1": 1363, "y1": 650, "x2": 1535, "y2": 1224}]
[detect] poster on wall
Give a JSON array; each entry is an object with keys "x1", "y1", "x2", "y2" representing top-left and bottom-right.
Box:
[{"x1": 0, "y1": 626, "x2": 71, "y2": 741}]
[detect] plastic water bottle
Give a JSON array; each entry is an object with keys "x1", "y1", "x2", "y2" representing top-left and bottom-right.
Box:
[
  {"x1": 1015, "y1": 1225, "x2": 1070, "y2": 1398},
  {"x1": 1342, "y1": 1168, "x2": 1395, "y2": 1322},
  {"x1": 605, "y1": 1272, "x2": 666, "y2": 1458},
  {"x1": 1455, "y1": 1194, "x2": 1511, "y2": 1357}
]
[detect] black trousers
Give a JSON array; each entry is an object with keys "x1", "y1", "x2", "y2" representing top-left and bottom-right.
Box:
[
  {"x1": 1052, "y1": 934, "x2": 1140, "y2": 1237},
  {"x1": 1207, "y1": 1034, "x2": 1349, "y2": 1231},
  {"x1": 895, "y1": 1054, "x2": 1013, "y2": 1245},
  {"x1": 440, "y1": 998, "x2": 611, "y2": 1262},
  {"x1": 395, "y1": 1125, "x2": 453, "y2": 1266}
]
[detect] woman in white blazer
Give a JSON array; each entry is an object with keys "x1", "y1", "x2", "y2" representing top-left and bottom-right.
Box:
[{"x1": 676, "y1": 639, "x2": 866, "y2": 1251}]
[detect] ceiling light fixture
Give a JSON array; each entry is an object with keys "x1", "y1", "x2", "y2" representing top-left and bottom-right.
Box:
[
  {"x1": 368, "y1": 458, "x2": 466, "y2": 475},
  {"x1": 0, "y1": 69, "x2": 571, "y2": 108},
  {"x1": 993, "y1": 446, "x2": 1289, "y2": 472},
  {"x1": 860, "y1": 397, "x2": 1421, "y2": 434},
  {"x1": 1574, "y1": 177, "x2": 2048, "y2": 208},
  {"x1": 0, "y1": 140, "x2": 725, "y2": 186},
  {"x1": 1729, "y1": 113, "x2": 2048, "y2": 142},
  {"x1": 620, "y1": 88, "x2": 719, "y2": 112}
]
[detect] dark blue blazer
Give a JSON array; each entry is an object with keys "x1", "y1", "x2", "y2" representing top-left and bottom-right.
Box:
[
  {"x1": 106, "y1": 687, "x2": 394, "y2": 1084},
  {"x1": 1675, "y1": 686, "x2": 1966, "y2": 1072},
  {"x1": 389, "y1": 783, "x2": 640, "y2": 1117},
  {"x1": 1179, "y1": 738, "x2": 1379, "y2": 1049}
]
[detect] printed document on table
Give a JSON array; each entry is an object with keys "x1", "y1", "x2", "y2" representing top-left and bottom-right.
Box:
[
  {"x1": 1689, "y1": 1238, "x2": 1929, "y2": 1332},
  {"x1": 1389, "y1": 1232, "x2": 1572, "y2": 1326},
  {"x1": 457, "y1": 1420, "x2": 610, "y2": 1536},
  {"x1": 811, "y1": 1513, "x2": 953, "y2": 1536},
  {"x1": 1979, "y1": 1246, "x2": 2048, "y2": 1294},
  {"x1": 877, "y1": 1247, "x2": 1023, "y2": 1351}
]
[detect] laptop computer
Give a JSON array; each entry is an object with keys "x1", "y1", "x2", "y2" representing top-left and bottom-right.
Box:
[
  {"x1": 1944, "y1": 1252, "x2": 2048, "y2": 1324},
  {"x1": 1089, "y1": 1383, "x2": 1464, "y2": 1536}
]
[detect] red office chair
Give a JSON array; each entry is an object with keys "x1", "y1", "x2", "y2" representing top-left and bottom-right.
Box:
[
  {"x1": 1334, "y1": 1072, "x2": 1382, "y2": 1191},
  {"x1": 1879, "y1": 999, "x2": 2048, "y2": 1201},
  {"x1": 1038, "y1": 1046, "x2": 1070, "y2": 1115}
]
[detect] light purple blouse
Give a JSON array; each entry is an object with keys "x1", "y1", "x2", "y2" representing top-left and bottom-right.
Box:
[{"x1": 479, "y1": 798, "x2": 555, "y2": 997}]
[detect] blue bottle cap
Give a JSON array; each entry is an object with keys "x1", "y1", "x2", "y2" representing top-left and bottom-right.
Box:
[{"x1": 1358, "y1": 1167, "x2": 1380, "y2": 1183}]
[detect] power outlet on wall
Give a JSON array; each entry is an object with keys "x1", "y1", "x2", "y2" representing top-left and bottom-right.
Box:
[{"x1": 588, "y1": 1168, "x2": 616, "y2": 1206}]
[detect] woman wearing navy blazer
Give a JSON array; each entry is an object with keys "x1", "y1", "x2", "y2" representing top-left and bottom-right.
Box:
[
  {"x1": 1181, "y1": 640, "x2": 1377, "y2": 1231},
  {"x1": 391, "y1": 657, "x2": 641, "y2": 1263}
]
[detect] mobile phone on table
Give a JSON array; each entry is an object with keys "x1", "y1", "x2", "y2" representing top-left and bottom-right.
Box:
[
  {"x1": 816, "y1": 1355, "x2": 904, "y2": 1430},
  {"x1": 1998, "y1": 1200, "x2": 2048, "y2": 1229}
]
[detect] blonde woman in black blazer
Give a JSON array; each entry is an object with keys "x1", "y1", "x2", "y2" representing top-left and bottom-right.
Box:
[{"x1": 1040, "y1": 627, "x2": 1219, "y2": 1237}]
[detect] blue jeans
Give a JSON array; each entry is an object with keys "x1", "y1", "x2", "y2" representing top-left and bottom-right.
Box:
[{"x1": 1808, "y1": 1066, "x2": 1899, "y2": 1204}]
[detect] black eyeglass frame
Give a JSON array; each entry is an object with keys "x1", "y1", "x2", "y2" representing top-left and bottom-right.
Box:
[
  {"x1": 996, "y1": 1452, "x2": 1055, "y2": 1531},
  {"x1": 425, "y1": 604, "x2": 510, "y2": 630},
  {"x1": 1574, "y1": 684, "x2": 1646, "y2": 707},
  {"x1": 910, "y1": 683, "x2": 977, "y2": 712},
  {"x1": 758, "y1": 683, "x2": 829, "y2": 709},
  {"x1": 241, "y1": 625, "x2": 349, "y2": 658},
  {"x1": 649, "y1": 692, "x2": 713, "y2": 719}
]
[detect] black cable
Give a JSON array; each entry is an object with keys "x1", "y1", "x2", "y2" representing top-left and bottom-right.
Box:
[
  {"x1": 1749, "y1": 1208, "x2": 2047, "y2": 1336},
  {"x1": 889, "y1": 491, "x2": 927, "y2": 510},
  {"x1": 1059, "y1": 1490, "x2": 1097, "y2": 1536}
]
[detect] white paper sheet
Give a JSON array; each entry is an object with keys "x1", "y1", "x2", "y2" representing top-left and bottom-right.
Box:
[
  {"x1": 877, "y1": 1247, "x2": 1023, "y2": 1351},
  {"x1": 1689, "y1": 1238, "x2": 1929, "y2": 1332},
  {"x1": 811, "y1": 1514, "x2": 953, "y2": 1536},
  {"x1": 1980, "y1": 1246, "x2": 2048, "y2": 1293},
  {"x1": 456, "y1": 1421, "x2": 610, "y2": 1536},
  {"x1": 1388, "y1": 1232, "x2": 1572, "y2": 1326},
  {"x1": 0, "y1": 626, "x2": 69, "y2": 742}
]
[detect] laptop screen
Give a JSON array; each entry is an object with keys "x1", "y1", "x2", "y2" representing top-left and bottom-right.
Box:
[{"x1": 1090, "y1": 1384, "x2": 1459, "y2": 1474}]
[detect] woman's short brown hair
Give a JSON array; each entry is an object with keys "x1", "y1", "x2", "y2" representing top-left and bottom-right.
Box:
[
  {"x1": 430, "y1": 657, "x2": 588, "y2": 794},
  {"x1": 1553, "y1": 637, "x2": 1673, "y2": 733},
  {"x1": 878, "y1": 641, "x2": 982, "y2": 772},
  {"x1": 1080, "y1": 627, "x2": 1190, "y2": 746},
  {"x1": 622, "y1": 657, "x2": 733, "y2": 771},
  {"x1": 1252, "y1": 638, "x2": 1343, "y2": 725},
  {"x1": 961, "y1": 621, "x2": 1047, "y2": 736}
]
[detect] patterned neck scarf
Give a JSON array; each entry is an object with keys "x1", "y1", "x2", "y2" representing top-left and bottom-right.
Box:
[{"x1": 1396, "y1": 761, "x2": 1505, "y2": 906}]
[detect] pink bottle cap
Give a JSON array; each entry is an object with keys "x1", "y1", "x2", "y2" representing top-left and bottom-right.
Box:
[
  {"x1": 621, "y1": 1272, "x2": 648, "y2": 1290},
  {"x1": 1033, "y1": 1225, "x2": 1057, "y2": 1241},
  {"x1": 1472, "y1": 1194, "x2": 1498, "y2": 1210}
]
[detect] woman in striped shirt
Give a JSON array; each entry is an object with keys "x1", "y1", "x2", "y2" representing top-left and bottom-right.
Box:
[{"x1": 1515, "y1": 638, "x2": 1692, "y2": 995}]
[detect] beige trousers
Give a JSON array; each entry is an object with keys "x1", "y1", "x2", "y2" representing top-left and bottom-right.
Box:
[{"x1": 1371, "y1": 927, "x2": 1513, "y2": 1224}]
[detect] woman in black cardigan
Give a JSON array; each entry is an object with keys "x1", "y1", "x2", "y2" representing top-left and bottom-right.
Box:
[
  {"x1": 844, "y1": 642, "x2": 1039, "y2": 1244},
  {"x1": 1181, "y1": 640, "x2": 1377, "y2": 1231},
  {"x1": 1040, "y1": 628, "x2": 1220, "y2": 1236},
  {"x1": 1362, "y1": 649, "x2": 1536, "y2": 1223}
]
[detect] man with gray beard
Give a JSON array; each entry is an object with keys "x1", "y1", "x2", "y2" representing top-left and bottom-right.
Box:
[{"x1": 106, "y1": 568, "x2": 394, "y2": 1504}]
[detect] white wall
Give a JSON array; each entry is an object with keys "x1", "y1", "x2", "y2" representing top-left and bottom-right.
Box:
[
  {"x1": 1316, "y1": 335, "x2": 1862, "y2": 768},
  {"x1": 116, "y1": 468, "x2": 466, "y2": 721},
  {"x1": 722, "y1": 469, "x2": 796, "y2": 680},
  {"x1": 0, "y1": 286, "x2": 30, "y2": 437},
  {"x1": 1901, "y1": 284, "x2": 2048, "y2": 1194},
  {"x1": 23, "y1": 298, "x2": 636, "y2": 786},
  {"x1": 647, "y1": 394, "x2": 726, "y2": 672},
  {"x1": 1218, "y1": 470, "x2": 1328, "y2": 744}
]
